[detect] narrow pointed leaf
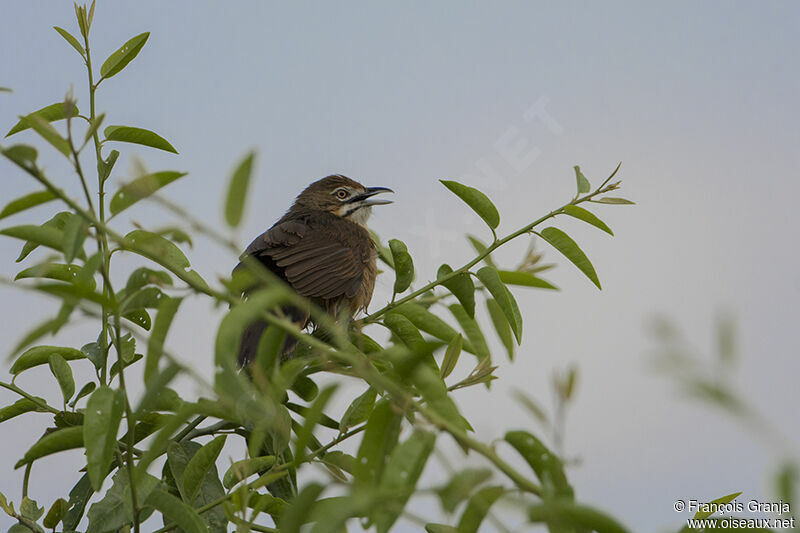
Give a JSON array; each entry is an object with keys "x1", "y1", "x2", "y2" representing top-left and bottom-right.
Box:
[
  {"x1": 84, "y1": 112, "x2": 105, "y2": 143},
  {"x1": 506, "y1": 430, "x2": 573, "y2": 498},
  {"x1": 182, "y1": 435, "x2": 227, "y2": 504},
  {"x1": 0, "y1": 398, "x2": 49, "y2": 423},
  {"x1": 53, "y1": 26, "x2": 86, "y2": 56},
  {"x1": 62, "y1": 215, "x2": 88, "y2": 263},
  {"x1": 11, "y1": 346, "x2": 84, "y2": 375},
  {"x1": 354, "y1": 399, "x2": 402, "y2": 489},
  {"x1": 466, "y1": 235, "x2": 496, "y2": 268},
  {"x1": 70, "y1": 382, "x2": 97, "y2": 408},
  {"x1": 389, "y1": 238, "x2": 414, "y2": 294},
  {"x1": 145, "y1": 489, "x2": 209, "y2": 533},
  {"x1": 440, "y1": 333, "x2": 462, "y2": 379},
  {"x1": 43, "y1": 497, "x2": 69, "y2": 528},
  {"x1": 540, "y1": 227, "x2": 601, "y2": 289},
  {"x1": 426, "y1": 525, "x2": 460, "y2": 533},
  {"x1": 24, "y1": 115, "x2": 71, "y2": 156},
  {"x1": 104, "y1": 125, "x2": 177, "y2": 153},
  {"x1": 222, "y1": 456, "x2": 276, "y2": 489},
  {"x1": 100, "y1": 32, "x2": 150, "y2": 79},
  {"x1": 574, "y1": 165, "x2": 590, "y2": 194},
  {"x1": 591, "y1": 197, "x2": 635, "y2": 205},
  {"x1": 440, "y1": 180, "x2": 499, "y2": 229},
  {"x1": 84, "y1": 386, "x2": 125, "y2": 490},
  {"x1": 498, "y1": 270, "x2": 558, "y2": 290},
  {"x1": 224, "y1": 151, "x2": 255, "y2": 227},
  {"x1": 339, "y1": 387, "x2": 378, "y2": 432},
  {"x1": 145, "y1": 296, "x2": 182, "y2": 381},
  {"x1": 437, "y1": 264, "x2": 476, "y2": 318},
  {"x1": 6, "y1": 103, "x2": 79, "y2": 137},
  {"x1": 486, "y1": 298, "x2": 514, "y2": 360},
  {"x1": 110, "y1": 171, "x2": 187, "y2": 215},
  {"x1": 528, "y1": 501, "x2": 630, "y2": 533},
  {"x1": 1, "y1": 144, "x2": 38, "y2": 169},
  {"x1": 123, "y1": 229, "x2": 190, "y2": 271},
  {"x1": 48, "y1": 354, "x2": 75, "y2": 403},
  {"x1": 98, "y1": 149, "x2": 119, "y2": 184},
  {"x1": 436, "y1": 468, "x2": 493, "y2": 513},
  {"x1": 374, "y1": 430, "x2": 436, "y2": 533},
  {"x1": 0, "y1": 191, "x2": 56, "y2": 220},
  {"x1": 457, "y1": 486, "x2": 506, "y2": 533},
  {"x1": 392, "y1": 302, "x2": 462, "y2": 346},
  {"x1": 15, "y1": 263, "x2": 81, "y2": 284},
  {"x1": 15, "y1": 427, "x2": 84, "y2": 468},
  {"x1": 563, "y1": 205, "x2": 613, "y2": 235},
  {"x1": 448, "y1": 304, "x2": 490, "y2": 360},
  {"x1": 476, "y1": 266, "x2": 522, "y2": 344},
  {"x1": 295, "y1": 385, "x2": 337, "y2": 459}
]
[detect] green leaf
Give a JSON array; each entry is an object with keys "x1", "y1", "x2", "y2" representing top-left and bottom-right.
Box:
[
  {"x1": 98, "y1": 149, "x2": 119, "y2": 184},
  {"x1": 440, "y1": 180, "x2": 500, "y2": 230},
  {"x1": 466, "y1": 235, "x2": 496, "y2": 268},
  {"x1": 437, "y1": 264, "x2": 476, "y2": 318},
  {"x1": 11, "y1": 345, "x2": 84, "y2": 375},
  {"x1": 123, "y1": 229, "x2": 190, "y2": 271},
  {"x1": 476, "y1": 266, "x2": 522, "y2": 344},
  {"x1": 20, "y1": 497, "x2": 44, "y2": 521},
  {"x1": 224, "y1": 150, "x2": 255, "y2": 227},
  {"x1": 84, "y1": 386, "x2": 125, "y2": 490},
  {"x1": 339, "y1": 386, "x2": 378, "y2": 432},
  {"x1": 425, "y1": 525, "x2": 460, "y2": 533},
  {"x1": 277, "y1": 482, "x2": 324, "y2": 533},
  {"x1": 505, "y1": 430, "x2": 573, "y2": 498},
  {"x1": 0, "y1": 398, "x2": 49, "y2": 423},
  {"x1": 103, "y1": 125, "x2": 178, "y2": 154},
  {"x1": 389, "y1": 238, "x2": 414, "y2": 294},
  {"x1": 100, "y1": 32, "x2": 150, "y2": 79},
  {"x1": 15, "y1": 262, "x2": 81, "y2": 284},
  {"x1": 591, "y1": 197, "x2": 635, "y2": 205},
  {"x1": 448, "y1": 303, "x2": 490, "y2": 360},
  {"x1": 23, "y1": 114, "x2": 71, "y2": 156},
  {"x1": 295, "y1": 385, "x2": 337, "y2": 459},
  {"x1": 62, "y1": 474, "x2": 93, "y2": 530},
  {"x1": 413, "y1": 365, "x2": 471, "y2": 432},
  {"x1": 540, "y1": 227, "x2": 601, "y2": 289},
  {"x1": 354, "y1": 399, "x2": 402, "y2": 490},
  {"x1": 374, "y1": 430, "x2": 436, "y2": 533},
  {"x1": 62, "y1": 214, "x2": 88, "y2": 263},
  {"x1": 528, "y1": 501, "x2": 630, "y2": 533},
  {"x1": 6, "y1": 103, "x2": 80, "y2": 137},
  {"x1": 486, "y1": 298, "x2": 514, "y2": 360},
  {"x1": 440, "y1": 333, "x2": 462, "y2": 379},
  {"x1": 84, "y1": 470, "x2": 159, "y2": 533},
  {"x1": 222, "y1": 456, "x2": 276, "y2": 489},
  {"x1": 34, "y1": 282, "x2": 112, "y2": 308},
  {"x1": 384, "y1": 312, "x2": 429, "y2": 357},
  {"x1": 457, "y1": 486, "x2": 505, "y2": 533},
  {"x1": 214, "y1": 287, "x2": 286, "y2": 367},
  {"x1": 392, "y1": 302, "x2": 463, "y2": 347},
  {"x1": 3, "y1": 225, "x2": 64, "y2": 262},
  {"x1": 145, "y1": 296, "x2": 182, "y2": 381},
  {"x1": 70, "y1": 382, "x2": 97, "y2": 408},
  {"x1": 693, "y1": 491, "x2": 742, "y2": 520},
  {"x1": 1, "y1": 145, "x2": 38, "y2": 175},
  {"x1": 563, "y1": 205, "x2": 613, "y2": 235},
  {"x1": 436, "y1": 468, "x2": 493, "y2": 513},
  {"x1": 48, "y1": 354, "x2": 75, "y2": 404},
  {"x1": 54, "y1": 26, "x2": 85, "y2": 56},
  {"x1": 83, "y1": 112, "x2": 105, "y2": 143},
  {"x1": 0, "y1": 86, "x2": 11, "y2": 92},
  {"x1": 0, "y1": 190, "x2": 56, "y2": 220},
  {"x1": 15, "y1": 426, "x2": 83, "y2": 468},
  {"x1": 126, "y1": 267, "x2": 173, "y2": 292},
  {"x1": 574, "y1": 165, "x2": 590, "y2": 194},
  {"x1": 110, "y1": 171, "x2": 187, "y2": 215},
  {"x1": 497, "y1": 270, "x2": 558, "y2": 290},
  {"x1": 43, "y1": 497, "x2": 69, "y2": 528},
  {"x1": 182, "y1": 435, "x2": 227, "y2": 504}
]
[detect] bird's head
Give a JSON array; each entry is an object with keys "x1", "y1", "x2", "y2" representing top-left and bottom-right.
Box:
[{"x1": 292, "y1": 175, "x2": 393, "y2": 225}]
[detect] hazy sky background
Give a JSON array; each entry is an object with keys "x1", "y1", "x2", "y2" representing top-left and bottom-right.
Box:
[{"x1": 1, "y1": 2, "x2": 799, "y2": 531}]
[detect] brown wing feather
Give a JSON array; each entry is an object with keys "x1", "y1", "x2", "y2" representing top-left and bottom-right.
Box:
[{"x1": 238, "y1": 213, "x2": 372, "y2": 301}]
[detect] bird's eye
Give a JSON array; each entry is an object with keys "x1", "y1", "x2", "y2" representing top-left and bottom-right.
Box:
[{"x1": 335, "y1": 189, "x2": 349, "y2": 200}]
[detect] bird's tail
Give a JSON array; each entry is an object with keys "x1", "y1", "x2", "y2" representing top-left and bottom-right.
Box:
[{"x1": 237, "y1": 306, "x2": 309, "y2": 367}]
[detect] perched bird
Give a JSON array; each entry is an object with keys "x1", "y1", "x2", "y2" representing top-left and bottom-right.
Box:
[{"x1": 235, "y1": 175, "x2": 393, "y2": 366}]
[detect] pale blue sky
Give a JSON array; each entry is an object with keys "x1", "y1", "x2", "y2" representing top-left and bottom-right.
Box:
[{"x1": 2, "y1": 2, "x2": 799, "y2": 531}]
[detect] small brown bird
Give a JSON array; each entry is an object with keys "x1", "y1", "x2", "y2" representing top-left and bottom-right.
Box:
[{"x1": 235, "y1": 175, "x2": 393, "y2": 365}]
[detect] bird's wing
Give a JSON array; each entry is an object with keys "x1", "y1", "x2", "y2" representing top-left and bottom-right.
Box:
[{"x1": 240, "y1": 216, "x2": 369, "y2": 300}]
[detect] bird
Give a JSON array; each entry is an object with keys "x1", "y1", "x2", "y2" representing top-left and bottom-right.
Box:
[{"x1": 234, "y1": 174, "x2": 393, "y2": 366}]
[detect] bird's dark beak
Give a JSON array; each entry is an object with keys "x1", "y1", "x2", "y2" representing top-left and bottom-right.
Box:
[{"x1": 351, "y1": 186, "x2": 394, "y2": 206}]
